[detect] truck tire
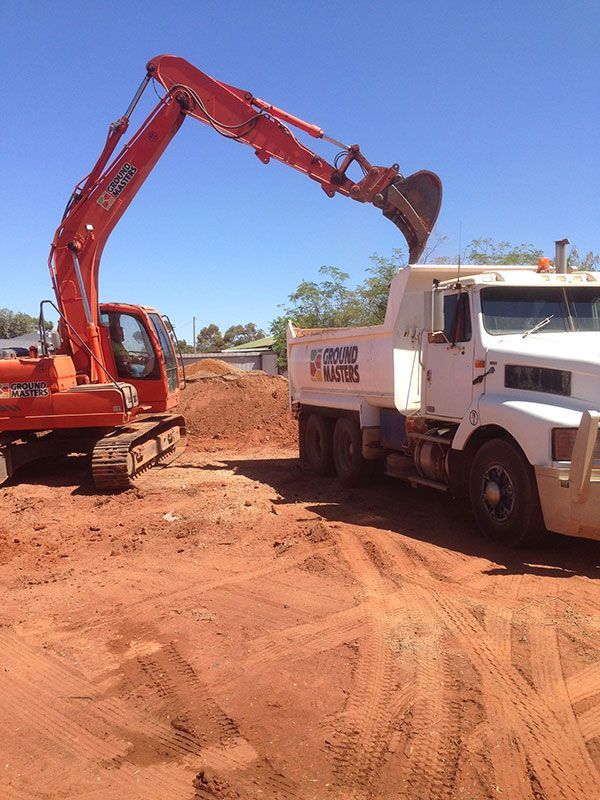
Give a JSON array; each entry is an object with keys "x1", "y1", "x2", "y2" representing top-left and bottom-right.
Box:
[
  {"x1": 303, "y1": 414, "x2": 333, "y2": 475},
  {"x1": 333, "y1": 417, "x2": 373, "y2": 487},
  {"x1": 468, "y1": 438, "x2": 546, "y2": 547}
]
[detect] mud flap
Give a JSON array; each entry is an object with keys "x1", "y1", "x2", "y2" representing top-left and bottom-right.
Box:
[{"x1": 382, "y1": 170, "x2": 442, "y2": 263}]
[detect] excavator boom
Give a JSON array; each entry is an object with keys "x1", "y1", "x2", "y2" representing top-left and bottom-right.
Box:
[
  {"x1": 148, "y1": 55, "x2": 441, "y2": 260},
  {"x1": 51, "y1": 55, "x2": 441, "y2": 378}
]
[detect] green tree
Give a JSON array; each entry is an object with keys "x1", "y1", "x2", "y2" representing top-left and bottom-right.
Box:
[
  {"x1": 568, "y1": 245, "x2": 599, "y2": 272},
  {"x1": 196, "y1": 323, "x2": 225, "y2": 353},
  {"x1": 0, "y1": 308, "x2": 48, "y2": 339},
  {"x1": 355, "y1": 249, "x2": 405, "y2": 325},
  {"x1": 269, "y1": 316, "x2": 291, "y2": 369},
  {"x1": 176, "y1": 338, "x2": 195, "y2": 354},
  {"x1": 466, "y1": 238, "x2": 598, "y2": 270},
  {"x1": 223, "y1": 322, "x2": 265, "y2": 348},
  {"x1": 465, "y1": 238, "x2": 544, "y2": 265},
  {"x1": 270, "y1": 266, "x2": 365, "y2": 368},
  {"x1": 285, "y1": 266, "x2": 362, "y2": 328}
]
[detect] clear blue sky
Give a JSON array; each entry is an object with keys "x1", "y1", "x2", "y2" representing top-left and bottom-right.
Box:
[{"x1": 1, "y1": 0, "x2": 598, "y2": 339}]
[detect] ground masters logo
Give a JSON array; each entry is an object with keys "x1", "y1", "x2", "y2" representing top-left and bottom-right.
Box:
[
  {"x1": 97, "y1": 161, "x2": 138, "y2": 210},
  {"x1": 310, "y1": 346, "x2": 360, "y2": 383},
  {"x1": 0, "y1": 381, "x2": 49, "y2": 399}
]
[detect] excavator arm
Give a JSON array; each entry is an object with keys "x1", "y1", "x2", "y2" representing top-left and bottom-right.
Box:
[{"x1": 50, "y1": 55, "x2": 441, "y2": 380}]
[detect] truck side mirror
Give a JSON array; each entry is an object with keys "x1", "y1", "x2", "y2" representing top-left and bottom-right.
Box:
[{"x1": 429, "y1": 287, "x2": 448, "y2": 343}]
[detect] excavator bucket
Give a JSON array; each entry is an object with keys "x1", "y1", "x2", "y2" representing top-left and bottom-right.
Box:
[{"x1": 381, "y1": 170, "x2": 442, "y2": 263}]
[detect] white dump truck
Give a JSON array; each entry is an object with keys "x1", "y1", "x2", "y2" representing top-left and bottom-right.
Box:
[{"x1": 287, "y1": 244, "x2": 600, "y2": 546}]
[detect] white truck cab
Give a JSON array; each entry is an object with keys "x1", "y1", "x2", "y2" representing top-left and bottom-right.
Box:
[{"x1": 287, "y1": 261, "x2": 600, "y2": 547}]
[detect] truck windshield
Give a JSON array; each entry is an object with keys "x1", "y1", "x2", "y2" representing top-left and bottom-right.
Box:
[{"x1": 481, "y1": 286, "x2": 600, "y2": 334}]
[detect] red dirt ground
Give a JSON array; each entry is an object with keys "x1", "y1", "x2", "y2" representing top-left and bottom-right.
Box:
[{"x1": 0, "y1": 367, "x2": 599, "y2": 799}]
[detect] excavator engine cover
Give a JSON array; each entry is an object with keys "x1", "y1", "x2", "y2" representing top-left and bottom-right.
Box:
[{"x1": 382, "y1": 170, "x2": 442, "y2": 263}]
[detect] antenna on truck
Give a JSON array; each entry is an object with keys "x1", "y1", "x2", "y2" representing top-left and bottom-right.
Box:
[{"x1": 456, "y1": 222, "x2": 463, "y2": 288}]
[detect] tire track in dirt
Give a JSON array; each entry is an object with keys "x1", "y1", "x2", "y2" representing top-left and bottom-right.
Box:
[
  {"x1": 373, "y1": 534, "x2": 496, "y2": 800},
  {"x1": 0, "y1": 629, "x2": 196, "y2": 800},
  {"x1": 372, "y1": 533, "x2": 600, "y2": 798},
  {"x1": 234, "y1": 606, "x2": 370, "y2": 674},
  {"x1": 528, "y1": 614, "x2": 600, "y2": 765},
  {"x1": 420, "y1": 590, "x2": 600, "y2": 799},
  {"x1": 578, "y1": 705, "x2": 600, "y2": 741},
  {"x1": 120, "y1": 641, "x2": 253, "y2": 766},
  {"x1": 2, "y1": 629, "x2": 290, "y2": 799},
  {"x1": 481, "y1": 694, "x2": 533, "y2": 800},
  {"x1": 400, "y1": 647, "x2": 458, "y2": 800},
  {"x1": 327, "y1": 532, "x2": 403, "y2": 800},
  {"x1": 81, "y1": 548, "x2": 312, "y2": 635},
  {"x1": 329, "y1": 630, "x2": 404, "y2": 800},
  {"x1": 3, "y1": 627, "x2": 228, "y2": 770},
  {"x1": 482, "y1": 605, "x2": 513, "y2": 662},
  {"x1": 566, "y1": 662, "x2": 600, "y2": 706},
  {"x1": 120, "y1": 640, "x2": 304, "y2": 800}
]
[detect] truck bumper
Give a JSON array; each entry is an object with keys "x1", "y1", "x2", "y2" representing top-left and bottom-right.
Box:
[
  {"x1": 535, "y1": 410, "x2": 600, "y2": 541},
  {"x1": 536, "y1": 466, "x2": 600, "y2": 540}
]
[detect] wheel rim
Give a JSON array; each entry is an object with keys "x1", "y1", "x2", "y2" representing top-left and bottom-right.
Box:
[{"x1": 481, "y1": 463, "x2": 514, "y2": 522}]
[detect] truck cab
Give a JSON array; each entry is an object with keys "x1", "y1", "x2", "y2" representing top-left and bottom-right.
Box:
[{"x1": 288, "y1": 263, "x2": 600, "y2": 547}]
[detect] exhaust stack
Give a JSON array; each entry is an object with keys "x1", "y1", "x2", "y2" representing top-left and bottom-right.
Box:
[{"x1": 555, "y1": 238, "x2": 569, "y2": 274}]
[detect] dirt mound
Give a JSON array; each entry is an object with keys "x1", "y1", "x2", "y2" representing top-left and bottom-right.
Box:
[
  {"x1": 179, "y1": 370, "x2": 297, "y2": 447},
  {"x1": 185, "y1": 358, "x2": 243, "y2": 378}
]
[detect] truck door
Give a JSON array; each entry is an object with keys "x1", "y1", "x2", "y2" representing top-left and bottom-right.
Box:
[{"x1": 424, "y1": 290, "x2": 474, "y2": 419}]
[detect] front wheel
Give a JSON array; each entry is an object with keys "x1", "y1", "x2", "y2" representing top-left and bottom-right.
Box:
[{"x1": 468, "y1": 438, "x2": 546, "y2": 547}]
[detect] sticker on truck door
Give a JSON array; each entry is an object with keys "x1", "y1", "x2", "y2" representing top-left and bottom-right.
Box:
[{"x1": 310, "y1": 346, "x2": 360, "y2": 383}]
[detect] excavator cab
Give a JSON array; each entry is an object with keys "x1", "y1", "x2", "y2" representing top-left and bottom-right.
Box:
[{"x1": 100, "y1": 304, "x2": 183, "y2": 412}]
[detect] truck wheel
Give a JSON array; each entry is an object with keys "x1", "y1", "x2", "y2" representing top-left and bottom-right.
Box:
[
  {"x1": 303, "y1": 414, "x2": 333, "y2": 475},
  {"x1": 468, "y1": 438, "x2": 546, "y2": 547},
  {"x1": 333, "y1": 417, "x2": 373, "y2": 487}
]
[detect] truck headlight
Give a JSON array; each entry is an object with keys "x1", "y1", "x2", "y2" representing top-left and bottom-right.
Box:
[{"x1": 552, "y1": 427, "x2": 600, "y2": 461}]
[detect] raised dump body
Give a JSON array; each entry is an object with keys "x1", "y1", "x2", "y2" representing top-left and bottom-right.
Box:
[{"x1": 288, "y1": 263, "x2": 600, "y2": 546}]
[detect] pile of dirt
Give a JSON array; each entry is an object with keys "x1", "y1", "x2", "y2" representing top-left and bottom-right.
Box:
[
  {"x1": 185, "y1": 358, "x2": 243, "y2": 378},
  {"x1": 179, "y1": 368, "x2": 297, "y2": 447}
]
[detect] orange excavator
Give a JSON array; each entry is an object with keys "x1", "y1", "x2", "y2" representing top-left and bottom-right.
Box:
[{"x1": 0, "y1": 55, "x2": 442, "y2": 489}]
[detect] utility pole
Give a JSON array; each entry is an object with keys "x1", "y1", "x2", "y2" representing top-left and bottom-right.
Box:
[{"x1": 192, "y1": 316, "x2": 196, "y2": 353}]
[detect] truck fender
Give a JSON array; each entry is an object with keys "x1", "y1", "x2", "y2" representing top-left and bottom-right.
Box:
[
  {"x1": 452, "y1": 394, "x2": 590, "y2": 466},
  {"x1": 296, "y1": 394, "x2": 380, "y2": 429}
]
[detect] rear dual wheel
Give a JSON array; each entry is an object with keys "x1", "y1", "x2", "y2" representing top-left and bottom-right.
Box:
[
  {"x1": 302, "y1": 413, "x2": 373, "y2": 487},
  {"x1": 302, "y1": 413, "x2": 334, "y2": 475},
  {"x1": 332, "y1": 417, "x2": 374, "y2": 487}
]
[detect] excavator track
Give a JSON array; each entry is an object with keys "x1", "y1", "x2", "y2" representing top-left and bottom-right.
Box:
[{"x1": 91, "y1": 414, "x2": 186, "y2": 490}]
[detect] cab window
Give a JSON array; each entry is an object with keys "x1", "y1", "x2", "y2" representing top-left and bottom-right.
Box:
[
  {"x1": 101, "y1": 311, "x2": 158, "y2": 380},
  {"x1": 148, "y1": 313, "x2": 179, "y2": 393},
  {"x1": 443, "y1": 292, "x2": 472, "y2": 343}
]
